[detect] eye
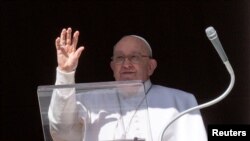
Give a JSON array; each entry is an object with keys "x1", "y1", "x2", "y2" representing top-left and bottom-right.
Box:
[
  {"x1": 131, "y1": 55, "x2": 139, "y2": 59},
  {"x1": 130, "y1": 55, "x2": 140, "y2": 61},
  {"x1": 116, "y1": 56, "x2": 124, "y2": 59},
  {"x1": 115, "y1": 56, "x2": 125, "y2": 61}
]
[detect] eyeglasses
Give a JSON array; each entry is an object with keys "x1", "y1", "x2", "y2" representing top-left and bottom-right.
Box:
[{"x1": 111, "y1": 54, "x2": 151, "y2": 64}]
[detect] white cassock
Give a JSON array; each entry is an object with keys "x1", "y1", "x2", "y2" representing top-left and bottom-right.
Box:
[{"x1": 48, "y1": 69, "x2": 207, "y2": 141}]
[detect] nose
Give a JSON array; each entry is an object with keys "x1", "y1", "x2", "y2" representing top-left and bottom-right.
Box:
[{"x1": 121, "y1": 58, "x2": 133, "y2": 68}]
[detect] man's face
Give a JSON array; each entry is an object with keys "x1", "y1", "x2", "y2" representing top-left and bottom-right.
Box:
[{"x1": 110, "y1": 36, "x2": 157, "y2": 81}]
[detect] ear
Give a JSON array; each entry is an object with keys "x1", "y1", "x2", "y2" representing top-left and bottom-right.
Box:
[
  {"x1": 148, "y1": 59, "x2": 157, "y2": 76},
  {"x1": 110, "y1": 61, "x2": 115, "y2": 72}
]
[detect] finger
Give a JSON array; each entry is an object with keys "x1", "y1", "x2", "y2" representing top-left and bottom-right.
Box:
[
  {"x1": 72, "y1": 31, "x2": 79, "y2": 50},
  {"x1": 55, "y1": 37, "x2": 61, "y2": 50},
  {"x1": 75, "y1": 46, "x2": 85, "y2": 58},
  {"x1": 60, "y1": 28, "x2": 66, "y2": 46},
  {"x1": 66, "y1": 27, "x2": 72, "y2": 45},
  {"x1": 56, "y1": 37, "x2": 68, "y2": 55}
]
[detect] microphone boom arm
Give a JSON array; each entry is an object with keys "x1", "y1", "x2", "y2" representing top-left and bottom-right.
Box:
[{"x1": 159, "y1": 26, "x2": 235, "y2": 141}]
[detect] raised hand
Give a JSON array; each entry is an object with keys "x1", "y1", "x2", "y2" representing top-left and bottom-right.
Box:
[{"x1": 55, "y1": 28, "x2": 84, "y2": 72}]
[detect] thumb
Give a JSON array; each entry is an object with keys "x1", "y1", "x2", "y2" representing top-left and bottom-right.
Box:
[{"x1": 75, "y1": 46, "x2": 85, "y2": 58}]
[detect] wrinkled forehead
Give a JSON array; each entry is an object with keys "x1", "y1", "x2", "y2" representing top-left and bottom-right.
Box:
[{"x1": 113, "y1": 35, "x2": 152, "y2": 56}]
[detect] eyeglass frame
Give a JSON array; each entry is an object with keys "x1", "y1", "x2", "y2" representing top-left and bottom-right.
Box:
[{"x1": 111, "y1": 54, "x2": 152, "y2": 64}]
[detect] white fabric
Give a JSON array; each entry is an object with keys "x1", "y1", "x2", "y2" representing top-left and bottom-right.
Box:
[{"x1": 48, "y1": 69, "x2": 207, "y2": 141}]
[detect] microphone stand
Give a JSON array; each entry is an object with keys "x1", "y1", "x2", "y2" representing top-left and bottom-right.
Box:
[{"x1": 159, "y1": 27, "x2": 235, "y2": 141}]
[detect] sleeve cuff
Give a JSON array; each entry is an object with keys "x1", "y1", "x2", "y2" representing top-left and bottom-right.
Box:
[{"x1": 55, "y1": 67, "x2": 75, "y2": 85}]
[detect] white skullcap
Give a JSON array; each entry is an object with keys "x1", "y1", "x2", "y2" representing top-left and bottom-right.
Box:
[{"x1": 129, "y1": 35, "x2": 153, "y2": 57}]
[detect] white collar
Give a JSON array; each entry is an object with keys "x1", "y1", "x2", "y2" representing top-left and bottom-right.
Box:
[{"x1": 143, "y1": 80, "x2": 152, "y2": 94}]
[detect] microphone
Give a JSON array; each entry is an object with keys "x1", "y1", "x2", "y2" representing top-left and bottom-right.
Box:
[
  {"x1": 205, "y1": 26, "x2": 228, "y2": 63},
  {"x1": 159, "y1": 26, "x2": 235, "y2": 141},
  {"x1": 205, "y1": 26, "x2": 233, "y2": 74}
]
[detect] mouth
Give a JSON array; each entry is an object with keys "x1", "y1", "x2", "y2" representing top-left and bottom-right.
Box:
[
  {"x1": 119, "y1": 72, "x2": 135, "y2": 80},
  {"x1": 121, "y1": 71, "x2": 135, "y2": 75}
]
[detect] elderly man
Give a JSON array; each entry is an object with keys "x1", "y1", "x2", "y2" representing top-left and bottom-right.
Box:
[{"x1": 48, "y1": 27, "x2": 207, "y2": 141}]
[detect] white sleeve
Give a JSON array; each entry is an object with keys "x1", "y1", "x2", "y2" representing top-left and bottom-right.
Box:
[
  {"x1": 48, "y1": 68, "x2": 83, "y2": 141},
  {"x1": 55, "y1": 67, "x2": 75, "y2": 85}
]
